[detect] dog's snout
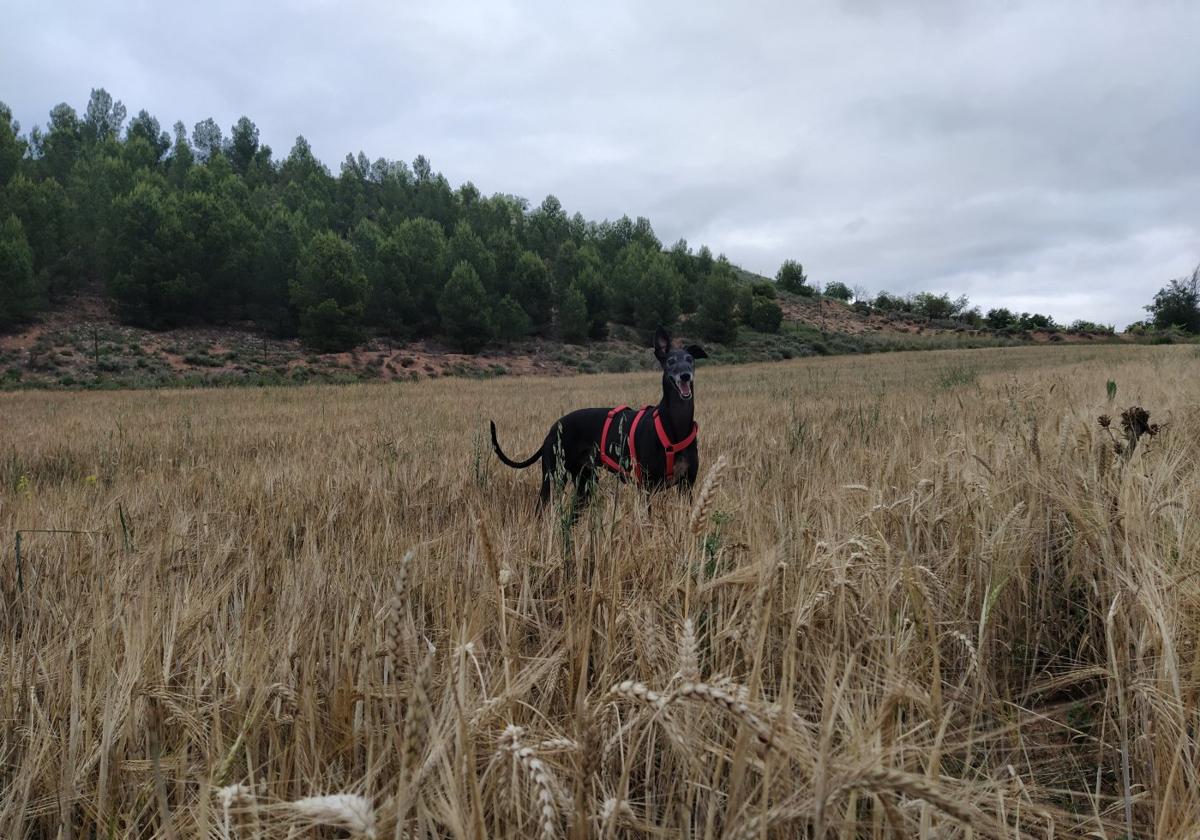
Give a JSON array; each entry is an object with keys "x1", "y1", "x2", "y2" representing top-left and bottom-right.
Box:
[{"x1": 680, "y1": 372, "x2": 692, "y2": 382}]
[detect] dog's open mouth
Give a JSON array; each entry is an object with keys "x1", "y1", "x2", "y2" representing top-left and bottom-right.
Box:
[{"x1": 675, "y1": 379, "x2": 693, "y2": 400}]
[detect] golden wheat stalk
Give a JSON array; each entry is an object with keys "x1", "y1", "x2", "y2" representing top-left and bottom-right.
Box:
[
  {"x1": 501, "y1": 725, "x2": 562, "y2": 840},
  {"x1": 676, "y1": 617, "x2": 700, "y2": 682},
  {"x1": 689, "y1": 455, "x2": 728, "y2": 534},
  {"x1": 284, "y1": 794, "x2": 377, "y2": 838},
  {"x1": 402, "y1": 642, "x2": 436, "y2": 777}
]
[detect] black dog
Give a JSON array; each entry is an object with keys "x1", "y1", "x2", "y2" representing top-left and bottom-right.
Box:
[{"x1": 491, "y1": 326, "x2": 708, "y2": 509}]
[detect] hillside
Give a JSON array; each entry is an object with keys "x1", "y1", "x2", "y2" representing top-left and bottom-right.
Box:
[{"x1": 0, "y1": 285, "x2": 1121, "y2": 390}]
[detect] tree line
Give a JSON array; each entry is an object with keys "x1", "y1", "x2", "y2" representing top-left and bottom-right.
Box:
[
  {"x1": 0, "y1": 89, "x2": 791, "y2": 351},
  {"x1": 1, "y1": 90, "x2": 1191, "y2": 349}
]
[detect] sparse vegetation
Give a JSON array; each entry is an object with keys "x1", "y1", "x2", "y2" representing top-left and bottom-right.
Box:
[{"x1": 2, "y1": 344, "x2": 1198, "y2": 837}]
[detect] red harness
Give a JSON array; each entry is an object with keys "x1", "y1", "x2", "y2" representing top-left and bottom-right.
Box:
[{"x1": 599, "y1": 405, "x2": 699, "y2": 485}]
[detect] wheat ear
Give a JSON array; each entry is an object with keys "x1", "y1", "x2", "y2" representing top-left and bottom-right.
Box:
[{"x1": 689, "y1": 455, "x2": 728, "y2": 534}]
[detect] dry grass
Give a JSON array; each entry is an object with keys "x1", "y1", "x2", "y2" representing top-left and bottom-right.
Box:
[{"x1": 2, "y1": 344, "x2": 1199, "y2": 838}]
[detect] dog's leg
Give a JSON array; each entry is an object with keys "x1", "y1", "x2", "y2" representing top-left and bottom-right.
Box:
[{"x1": 570, "y1": 465, "x2": 597, "y2": 523}]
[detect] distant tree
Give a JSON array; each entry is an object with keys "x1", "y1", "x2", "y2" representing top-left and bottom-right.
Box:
[
  {"x1": 0, "y1": 215, "x2": 41, "y2": 328},
  {"x1": 40, "y1": 103, "x2": 82, "y2": 182},
  {"x1": 696, "y1": 244, "x2": 714, "y2": 277},
  {"x1": 872, "y1": 291, "x2": 907, "y2": 313},
  {"x1": 167, "y1": 121, "x2": 194, "y2": 186},
  {"x1": 0, "y1": 103, "x2": 24, "y2": 187},
  {"x1": 751, "y1": 281, "x2": 776, "y2": 299},
  {"x1": 126, "y1": 109, "x2": 170, "y2": 161},
  {"x1": 558, "y1": 286, "x2": 589, "y2": 344},
  {"x1": 191, "y1": 118, "x2": 224, "y2": 162},
  {"x1": 776, "y1": 259, "x2": 810, "y2": 295},
  {"x1": 438, "y1": 262, "x2": 493, "y2": 352},
  {"x1": 607, "y1": 243, "x2": 652, "y2": 323},
  {"x1": 1145, "y1": 266, "x2": 1200, "y2": 333},
  {"x1": 510, "y1": 250, "x2": 553, "y2": 332},
  {"x1": 82, "y1": 88, "x2": 126, "y2": 143},
  {"x1": 527, "y1": 194, "x2": 569, "y2": 258},
  {"x1": 959, "y1": 306, "x2": 983, "y2": 328},
  {"x1": 575, "y1": 266, "x2": 611, "y2": 339},
  {"x1": 227, "y1": 116, "x2": 260, "y2": 175},
  {"x1": 552, "y1": 240, "x2": 581, "y2": 295},
  {"x1": 493, "y1": 294, "x2": 531, "y2": 343},
  {"x1": 631, "y1": 216, "x2": 661, "y2": 252},
  {"x1": 251, "y1": 206, "x2": 305, "y2": 335},
  {"x1": 912, "y1": 292, "x2": 955, "y2": 320},
  {"x1": 984, "y1": 307, "x2": 1016, "y2": 329},
  {"x1": 669, "y1": 239, "x2": 700, "y2": 304},
  {"x1": 632, "y1": 255, "x2": 681, "y2": 332},
  {"x1": 1068, "y1": 319, "x2": 1115, "y2": 335},
  {"x1": 106, "y1": 182, "x2": 187, "y2": 327},
  {"x1": 735, "y1": 283, "x2": 754, "y2": 325},
  {"x1": 446, "y1": 220, "x2": 496, "y2": 293},
  {"x1": 748, "y1": 296, "x2": 783, "y2": 333},
  {"x1": 1016, "y1": 312, "x2": 1057, "y2": 331},
  {"x1": 4, "y1": 175, "x2": 74, "y2": 299},
  {"x1": 823, "y1": 281, "x2": 853, "y2": 301},
  {"x1": 695, "y1": 264, "x2": 738, "y2": 343},
  {"x1": 392, "y1": 217, "x2": 447, "y2": 335},
  {"x1": 289, "y1": 231, "x2": 367, "y2": 351}
]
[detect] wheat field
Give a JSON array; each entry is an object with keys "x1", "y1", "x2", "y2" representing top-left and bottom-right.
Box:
[{"x1": 2, "y1": 344, "x2": 1198, "y2": 838}]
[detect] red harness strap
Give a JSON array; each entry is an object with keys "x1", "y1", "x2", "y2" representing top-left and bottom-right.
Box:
[
  {"x1": 653, "y1": 409, "x2": 699, "y2": 482},
  {"x1": 600, "y1": 404, "x2": 699, "y2": 486}
]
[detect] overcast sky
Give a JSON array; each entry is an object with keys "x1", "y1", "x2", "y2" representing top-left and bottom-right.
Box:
[{"x1": 4, "y1": 0, "x2": 1198, "y2": 327}]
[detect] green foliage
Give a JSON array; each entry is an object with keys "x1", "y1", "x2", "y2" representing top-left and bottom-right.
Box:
[
  {"x1": 1145, "y1": 267, "x2": 1200, "y2": 333},
  {"x1": 575, "y1": 266, "x2": 611, "y2": 339},
  {"x1": 873, "y1": 291, "x2": 907, "y2": 312},
  {"x1": 438, "y1": 262, "x2": 493, "y2": 352},
  {"x1": 751, "y1": 281, "x2": 776, "y2": 299},
  {"x1": 735, "y1": 284, "x2": 754, "y2": 325},
  {"x1": 632, "y1": 254, "x2": 681, "y2": 332},
  {"x1": 1016, "y1": 312, "x2": 1057, "y2": 331},
  {"x1": 492, "y1": 294, "x2": 531, "y2": 343},
  {"x1": 776, "y1": 259, "x2": 810, "y2": 294},
  {"x1": 511, "y1": 251, "x2": 553, "y2": 332},
  {"x1": 912, "y1": 292, "x2": 956, "y2": 320},
  {"x1": 7, "y1": 88, "x2": 844, "y2": 354},
  {"x1": 695, "y1": 265, "x2": 739, "y2": 343},
  {"x1": 0, "y1": 102, "x2": 23, "y2": 187},
  {"x1": 0, "y1": 215, "x2": 41, "y2": 327},
  {"x1": 558, "y1": 286, "x2": 589, "y2": 344},
  {"x1": 290, "y1": 231, "x2": 367, "y2": 351},
  {"x1": 1069, "y1": 320, "x2": 1116, "y2": 335},
  {"x1": 985, "y1": 307, "x2": 1016, "y2": 329},
  {"x1": 823, "y1": 281, "x2": 853, "y2": 301},
  {"x1": 747, "y1": 296, "x2": 784, "y2": 333}
]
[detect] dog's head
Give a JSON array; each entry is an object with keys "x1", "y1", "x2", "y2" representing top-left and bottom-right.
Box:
[{"x1": 653, "y1": 326, "x2": 707, "y2": 401}]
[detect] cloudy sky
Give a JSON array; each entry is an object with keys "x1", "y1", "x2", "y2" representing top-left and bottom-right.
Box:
[{"x1": 4, "y1": 0, "x2": 1198, "y2": 326}]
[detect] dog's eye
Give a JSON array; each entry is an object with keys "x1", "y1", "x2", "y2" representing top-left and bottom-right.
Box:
[{"x1": 685, "y1": 356, "x2": 692, "y2": 364}]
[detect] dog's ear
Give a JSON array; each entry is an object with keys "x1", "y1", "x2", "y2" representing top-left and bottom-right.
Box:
[
  {"x1": 653, "y1": 326, "x2": 671, "y2": 362},
  {"x1": 685, "y1": 344, "x2": 708, "y2": 360}
]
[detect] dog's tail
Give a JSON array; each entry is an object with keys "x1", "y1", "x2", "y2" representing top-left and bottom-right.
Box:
[{"x1": 490, "y1": 421, "x2": 541, "y2": 469}]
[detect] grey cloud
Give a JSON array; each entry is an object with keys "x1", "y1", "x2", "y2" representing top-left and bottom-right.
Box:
[{"x1": 3, "y1": 0, "x2": 1198, "y2": 327}]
